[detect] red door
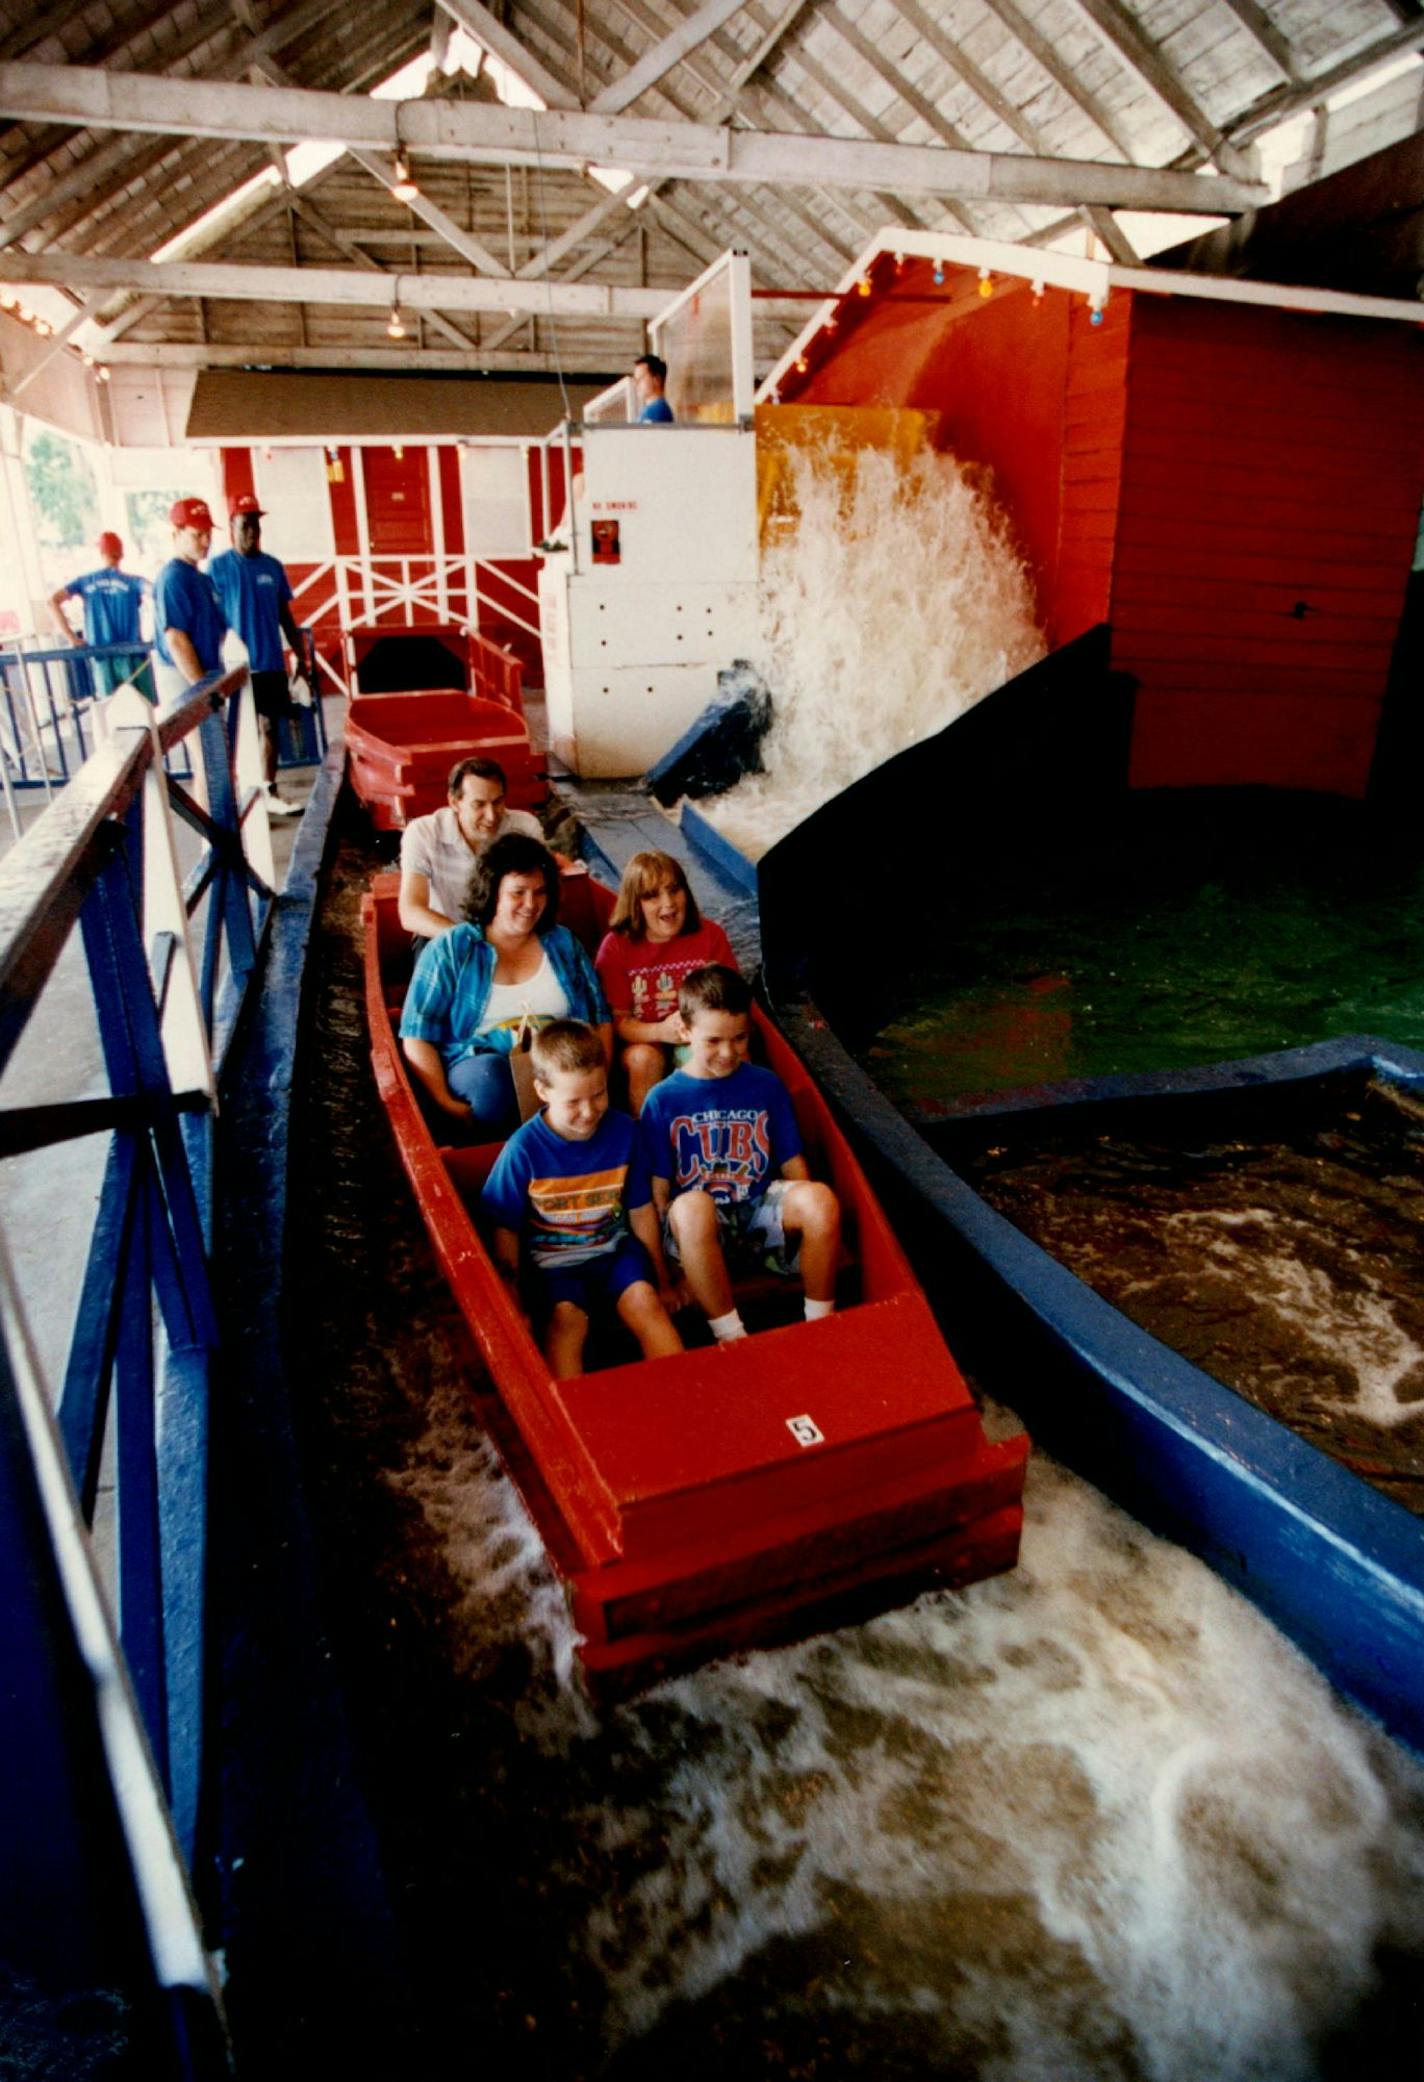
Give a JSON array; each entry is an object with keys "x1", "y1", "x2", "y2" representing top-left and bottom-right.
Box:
[{"x1": 362, "y1": 446, "x2": 432, "y2": 555}]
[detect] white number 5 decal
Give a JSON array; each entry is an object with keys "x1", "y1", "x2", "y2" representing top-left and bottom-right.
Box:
[{"x1": 786, "y1": 1414, "x2": 824, "y2": 1447}]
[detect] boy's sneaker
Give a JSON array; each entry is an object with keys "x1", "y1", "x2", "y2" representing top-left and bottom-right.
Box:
[{"x1": 266, "y1": 788, "x2": 300, "y2": 818}]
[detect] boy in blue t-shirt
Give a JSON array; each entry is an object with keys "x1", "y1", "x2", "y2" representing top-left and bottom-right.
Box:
[
  {"x1": 481, "y1": 1020, "x2": 683, "y2": 1379},
  {"x1": 640, "y1": 966, "x2": 842, "y2": 1344}
]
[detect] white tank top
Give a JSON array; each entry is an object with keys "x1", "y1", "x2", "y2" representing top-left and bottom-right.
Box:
[{"x1": 476, "y1": 947, "x2": 569, "y2": 1044}]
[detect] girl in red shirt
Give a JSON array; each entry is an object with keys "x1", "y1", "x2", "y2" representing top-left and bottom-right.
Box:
[{"x1": 595, "y1": 851, "x2": 738, "y2": 1111}]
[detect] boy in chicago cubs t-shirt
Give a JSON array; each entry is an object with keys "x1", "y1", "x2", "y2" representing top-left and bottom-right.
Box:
[
  {"x1": 639, "y1": 966, "x2": 842, "y2": 1343},
  {"x1": 481, "y1": 1020, "x2": 682, "y2": 1379}
]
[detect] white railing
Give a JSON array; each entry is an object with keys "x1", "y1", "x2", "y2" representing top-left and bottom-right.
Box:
[{"x1": 288, "y1": 554, "x2": 542, "y2": 698}]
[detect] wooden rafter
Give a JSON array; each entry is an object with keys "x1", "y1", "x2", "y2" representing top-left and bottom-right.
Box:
[{"x1": 1053, "y1": 0, "x2": 1256, "y2": 177}]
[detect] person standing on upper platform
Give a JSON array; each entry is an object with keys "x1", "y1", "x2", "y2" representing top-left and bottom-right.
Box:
[
  {"x1": 50, "y1": 531, "x2": 150, "y2": 696},
  {"x1": 632, "y1": 353, "x2": 674, "y2": 423},
  {"x1": 209, "y1": 491, "x2": 312, "y2": 819},
  {"x1": 153, "y1": 496, "x2": 227, "y2": 706}
]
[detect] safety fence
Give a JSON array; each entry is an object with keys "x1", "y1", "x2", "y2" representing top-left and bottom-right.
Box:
[
  {"x1": 0, "y1": 633, "x2": 328, "y2": 842},
  {"x1": 0, "y1": 666, "x2": 284, "y2": 2071}
]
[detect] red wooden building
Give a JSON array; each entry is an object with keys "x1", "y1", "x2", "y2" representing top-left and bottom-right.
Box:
[
  {"x1": 186, "y1": 370, "x2": 601, "y2": 698},
  {"x1": 764, "y1": 234, "x2": 1424, "y2": 798}
]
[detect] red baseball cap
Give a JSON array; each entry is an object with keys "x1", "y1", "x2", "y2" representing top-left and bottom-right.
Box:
[
  {"x1": 169, "y1": 496, "x2": 215, "y2": 530},
  {"x1": 230, "y1": 491, "x2": 265, "y2": 518},
  {"x1": 96, "y1": 530, "x2": 123, "y2": 558}
]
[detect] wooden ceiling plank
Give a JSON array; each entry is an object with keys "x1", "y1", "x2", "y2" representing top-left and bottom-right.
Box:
[
  {"x1": 1212, "y1": 0, "x2": 1299, "y2": 82},
  {"x1": 1052, "y1": 0, "x2": 1256, "y2": 176},
  {"x1": 0, "y1": 0, "x2": 96, "y2": 66},
  {"x1": 974, "y1": 0, "x2": 1141, "y2": 162},
  {"x1": 592, "y1": 0, "x2": 754, "y2": 114},
  {"x1": 1227, "y1": 16, "x2": 1424, "y2": 145},
  {"x1": 0, "y1": 0, "x2": 354, "y2": 244}
]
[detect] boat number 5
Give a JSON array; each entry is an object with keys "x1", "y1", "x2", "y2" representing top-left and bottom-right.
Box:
[{"x1": 786, "y1": 1414, "x2": 824, "y2": 1448}]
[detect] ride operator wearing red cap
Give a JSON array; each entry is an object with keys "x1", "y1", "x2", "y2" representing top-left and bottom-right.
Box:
[
  {"x1": 208, "y1": 491, "x2": 311, "y2": 818},
  {"x1": 48, "y1": 530, "x2": 150, "y2": 696},
  {"x1": 153, "y1": 496, "x2": 229, "y2": 715}
]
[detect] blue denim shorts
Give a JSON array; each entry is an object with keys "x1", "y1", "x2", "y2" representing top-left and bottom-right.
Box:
[{"x1": 536, "y1": 1235, "x2": 653, "y2": 1314}]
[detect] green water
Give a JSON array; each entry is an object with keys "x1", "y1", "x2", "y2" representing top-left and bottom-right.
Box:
[{"x1": 856, "y1": 795, "x2": 1424, "y2": 1110}]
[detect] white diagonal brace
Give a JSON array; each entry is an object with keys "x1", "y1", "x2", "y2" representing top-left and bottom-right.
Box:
[
  {"x1": 0, "y1": 62, "x2": 1270, "y2": 211},
  {"x1": 245, "y1": 42, "x2": 516, "y2": 281},
  {"x1": 285, "y1": 192, "x2": 483, "y2": 353},
  {"x1": 345, "y1": 145, "x2": 512, "y2": 276},
  {"x1": 591, "y1": 0, "x2": 750, "y2": 114},
  {"x1": 434, "y1": 0, "x2": 580, "y2": 109},
  {"x1": 5, "y1": 297, "x2": 96, "y2": 397}
]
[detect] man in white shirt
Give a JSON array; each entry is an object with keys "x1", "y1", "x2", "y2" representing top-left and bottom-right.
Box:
[{"x1": 398, "y1": 756, "x2": 543, "y2": 940}]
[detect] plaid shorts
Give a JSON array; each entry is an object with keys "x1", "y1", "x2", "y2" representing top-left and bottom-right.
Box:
[{"x1": 663, "y1": 1177, "x2": 799, "y2": 1277}]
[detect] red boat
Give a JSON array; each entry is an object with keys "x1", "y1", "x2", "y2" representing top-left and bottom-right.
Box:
[
  {"x1": 363, "y1": 868, "x2": 1028, "y2": 1690},
  {"x1": 346, "y1": 688, "x2": 547, "y2": 832}
]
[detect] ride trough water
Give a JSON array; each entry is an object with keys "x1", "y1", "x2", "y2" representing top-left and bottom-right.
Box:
[{"x1": 362, "y1": 866, "x2": 1028, "y2": 1694}]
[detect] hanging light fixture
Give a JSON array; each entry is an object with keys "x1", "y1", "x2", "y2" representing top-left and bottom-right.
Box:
[
  {"x1": 391, "y1": 151, "x2": 419, "y2": 203},
  {"x1": 387, "y1": 277, "x2": 406, "y2": 338}
]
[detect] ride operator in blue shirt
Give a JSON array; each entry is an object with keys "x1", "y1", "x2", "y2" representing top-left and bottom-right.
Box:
[
  {"x1": 632, "y1": 353, "x2": 675, "y2": 423},
  {"x1": 49, "y1": 530, "x2": 151, "y2": 697},
  {"x1": 153, "y1": 495, "x2": 228, "y2": 700},
  {"x1": 208, "y1": 491, "x2": 312, "y2": 819}
]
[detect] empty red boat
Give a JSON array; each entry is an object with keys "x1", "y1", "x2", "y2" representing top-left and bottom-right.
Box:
[
  {"x1": 363, "y1": 867, "x2": 1027, "y2": 1690},
  {"x1": 347, "y1": 689, "x2": 547, "y2": 831}
]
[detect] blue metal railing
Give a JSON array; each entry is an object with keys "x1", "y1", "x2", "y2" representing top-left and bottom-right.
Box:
[
  {"x1": 0, "y1": 665, "x2": 289, "y2": 2070},
  {"x1": 0, "y1": 633, "x2": 328, "y2": 839}
]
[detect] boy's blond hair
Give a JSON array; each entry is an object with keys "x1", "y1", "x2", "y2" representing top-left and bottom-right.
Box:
[{"x1": 531, "y1": 1018, "x2": 605, "y2": 1080}]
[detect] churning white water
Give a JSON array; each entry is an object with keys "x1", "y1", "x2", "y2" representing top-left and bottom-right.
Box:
[
  {"x1": 394, "y1": 1377, "x2": 1424, "y2": 2080},
  {"x1": 700, "y1": 443, "x2": 1044, "y2": 860}
]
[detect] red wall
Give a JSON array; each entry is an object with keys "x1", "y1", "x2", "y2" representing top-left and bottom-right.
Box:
[
  {"x1": 220, "y1": 442, "x2": 545, "y2": 682},
  {"x1": 782, "y1": 267, "x2": 1424, "y2": 795},
  {"x1": 1056, "y1": 293, "x2": 1129, "y2": 646},
  {"x1": 1114, "y1": 298, "x2": 1424, "y2": 794}
]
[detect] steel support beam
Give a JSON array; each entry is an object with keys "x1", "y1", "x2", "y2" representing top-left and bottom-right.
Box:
[{"x1": 0, "y1": 63, "x2": 1269, "y2": 211}]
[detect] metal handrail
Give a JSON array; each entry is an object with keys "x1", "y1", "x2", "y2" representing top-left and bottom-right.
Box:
[{"x1": 0, "y1": 662, "x2": 272, "y2": 2069}]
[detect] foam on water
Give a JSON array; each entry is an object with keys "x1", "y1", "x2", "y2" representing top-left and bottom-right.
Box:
[
  {"x1": 1154, "y1": 1212, "x2": 1424, "y2": 1431},
  {"x1": 699, "y1": 443, "x2": 1044, "y2": 860},
  {"x1": 397, "y1": 1370, "x2": 1424, "y2": 2080}
]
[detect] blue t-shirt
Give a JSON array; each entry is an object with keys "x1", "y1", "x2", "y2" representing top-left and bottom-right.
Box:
[
  {"x1": 638, "y1": 397, "x2": 674, "y2": 424},
  {"x1": 154, "y1": 558, "x2": 227, "y2": 674},
  {"x1": 208, "y1": 548, "x2": 293, "y2": 674},
  {"x1": 640, "y1": 1061, "x2": 802, "y2": 1206},
  {"x1": 67, "y1": 568, "x2": 146, "y2": 648},
  {"x1": 482, "y1": 1108, "x2": 650, "y2": 1269}
]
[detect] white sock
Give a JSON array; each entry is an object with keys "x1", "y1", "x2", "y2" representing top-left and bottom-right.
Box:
[
  {"x1": 708, "y1": 1308, "x2": 747, "y2": 1342},
  {"x1": 804, "y1": 1296, "x2": 835, "y2": 1322}
]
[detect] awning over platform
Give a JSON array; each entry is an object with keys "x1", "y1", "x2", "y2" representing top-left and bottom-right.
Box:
[{"x1": 185, "y1": 370, "x2": 612, "y2": 444}]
